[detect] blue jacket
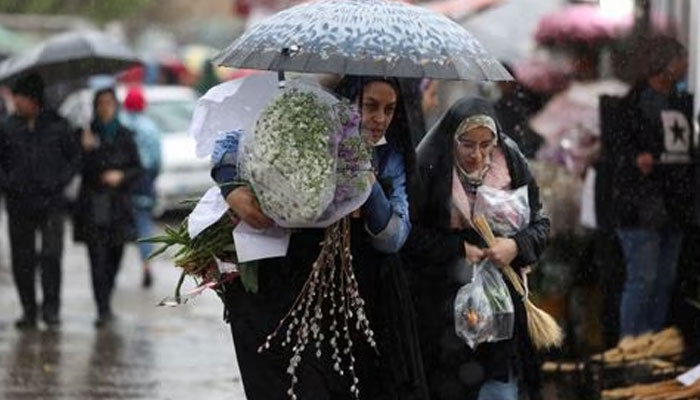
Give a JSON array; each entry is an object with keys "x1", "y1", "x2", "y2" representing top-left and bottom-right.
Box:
[
  {"x1": 120, "y1": 112, "x2": 161, "y2": 172},
  {"x1": 121, "y1": 112, "x2": 161, "y2": 206},
  {"x1": 211, "y1": 130, "x2": 410, "y2": 253}
]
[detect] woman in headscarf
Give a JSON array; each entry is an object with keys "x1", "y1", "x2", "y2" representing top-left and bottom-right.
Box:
[
  {"x1": 404, "y1": 97, "x2": 550, "y2": 400},
  {"x1": 74, "y1": 87, "x2": 143, "y2": 327},
  {"x1": 210, "y1": 76, "x2": 428, "y2": 399}
]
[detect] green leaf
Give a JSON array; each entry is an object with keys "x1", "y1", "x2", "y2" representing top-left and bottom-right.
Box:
[
  {"x1": 239, "y1": 262, "x2": 259, "y2": 294},
  {"x1": 147, "y1": 244, "x2": 171, "y2": 260}
]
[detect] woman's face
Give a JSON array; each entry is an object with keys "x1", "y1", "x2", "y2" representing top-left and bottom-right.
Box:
[
  {"x1": 96, "y1": 92, "x2": 117, "y2": 123},
  {"x1": 454, "y1": 126, "x2": 496, "y2": 173},
  {"x1": 360, "y1": 81, "x2": 397, "y2": 145}
]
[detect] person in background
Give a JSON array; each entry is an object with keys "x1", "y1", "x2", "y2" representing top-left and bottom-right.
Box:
[
  {"x1": 421, "y1": 78, "x2": 440, "y2": 127},
  {"x1": 120, "y1": 86, "x2": 162, "y2": 288},
  {"x1": 494, "y1": 63, "x2": 544, "y2": 159},
  {"x1": 195, "y1": 59, "x2": 221, "y2": 95},
  {"x1": 609, "y1": 37, "x2": 692, "y2": 344},
  {"x1": 0, "y1": 72, "x2": 80, "y2": 329},
  {"x1": 74, "y1": 87, "x2": 142, "y2": 327}
]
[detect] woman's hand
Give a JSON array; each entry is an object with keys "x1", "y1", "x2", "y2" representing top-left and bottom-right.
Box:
[
  {"x1": 81, "y1": 128, "x2": 99, "y2": 151},
  {"x1": 226, "y1": 186, "x2": 274, "y2": 230},
  {"x1": 369, "y1": 172, "x2": 377, "y2": 186},
  {"x1": 464, "y1": 242, "x2": 486, "y2": 264},
  {"x1": 636, "y1": 152, "x2": 654, "y2": 175},
  {"x1": 484, "y1": 237, "x2": 518, "y2": 267},
  {"x1": 101, "y1": 169, "x2": 124, "y2": 187}
]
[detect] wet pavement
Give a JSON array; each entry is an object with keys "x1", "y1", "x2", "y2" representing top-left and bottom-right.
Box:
[
  {"x1": 0, "y1": 211, "x2": 586, "y2": 400},
  {"x1": 0, "y1": 213, "x2": 246, "y2": 400}
]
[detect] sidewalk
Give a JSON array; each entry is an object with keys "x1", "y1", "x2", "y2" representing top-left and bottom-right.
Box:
[{"x1": 0, "y1": 212, "x2": 246, "y2": 400}]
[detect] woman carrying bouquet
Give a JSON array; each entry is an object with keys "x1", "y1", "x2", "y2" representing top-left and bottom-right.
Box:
[
  {"x1": 211, "y1": 76, "x2": 427, "y2": 399},
  {"x1": 404, "y1": 97, "x2": 550, "y2": 400}
]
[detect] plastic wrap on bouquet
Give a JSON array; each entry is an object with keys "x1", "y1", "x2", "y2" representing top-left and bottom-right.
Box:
[
  {"x1": 473, "y1": 185, "x2": 530, "y2": 237},
  {"x1": 239, "y1": 79, "x2": 372, "y2": 228}
]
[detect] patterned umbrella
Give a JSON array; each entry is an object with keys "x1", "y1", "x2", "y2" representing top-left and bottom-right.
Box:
[
  {"x1": 216, "y1": 0, "x2": 510, "y2": 80},
  {"x1": 0, "y1": 30, "x2": 140, "y2": 84}
]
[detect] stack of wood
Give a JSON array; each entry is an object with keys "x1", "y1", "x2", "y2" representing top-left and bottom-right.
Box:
[
  {"x1": 592, "y1": 328, "x2": 685, "y2": 365},
  {"x1": 602, "y1": 379, "x2": 700, "y2": 399}
]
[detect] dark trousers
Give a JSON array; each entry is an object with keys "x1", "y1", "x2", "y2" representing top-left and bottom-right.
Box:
[
  {"x1": 7, "y1": 206, "x2": 64, "y2": 319},
  {"x1": 87, "y1": 241, "x2": 124, "y2": 316}
]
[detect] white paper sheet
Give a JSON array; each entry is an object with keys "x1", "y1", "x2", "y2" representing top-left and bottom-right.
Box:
[
  {"x1": 215, "y1": 257, "x2": 239, "y2": 275},
  {"x1": 677, "y1": 363, "x2": 700, "y2": 386},
  {"x1": 233, "y1": 221, "x2": 291, "y2": 263},
  {"x1": 187, "y1": 186, "x2": 231, "y2": 240}
]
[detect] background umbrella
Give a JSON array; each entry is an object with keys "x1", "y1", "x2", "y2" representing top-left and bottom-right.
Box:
[
  {"x1": 0, "y1": 30, "x2": 140, "y2": 85},
  {"x1": 215, "y1": 0, "x2": 510, "y2": 81}
]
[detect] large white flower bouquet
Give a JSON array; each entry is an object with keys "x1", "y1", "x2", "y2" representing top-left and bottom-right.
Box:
[{"x1": 239, "y1": 80, "x2": 372, "y2": 227}]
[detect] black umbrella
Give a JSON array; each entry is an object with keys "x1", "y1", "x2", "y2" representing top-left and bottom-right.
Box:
[
  {"x1": 0, "y1": 30, "x2": 140, "y2": 85},
  {"x1": 215, "y1": 0, "x2": 511, "y2": 81}
]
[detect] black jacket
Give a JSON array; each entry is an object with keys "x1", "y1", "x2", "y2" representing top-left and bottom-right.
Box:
[
  {"x1": 73, "y1": 123, "x2": 142, "y2": 245},
  {"x1": 600, "y1": 84, "x2": 695, "y2": 229},
  {"x1": 0, "y1": 110, "x2": 80, "y2": 209},
  {"x1": 404, "y1": 97, "x2": 549, "y2": 400}
]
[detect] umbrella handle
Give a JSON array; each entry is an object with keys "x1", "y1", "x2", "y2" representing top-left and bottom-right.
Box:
[{"x1": 277, "y1": 46, "x2": 300, "y2": 88}]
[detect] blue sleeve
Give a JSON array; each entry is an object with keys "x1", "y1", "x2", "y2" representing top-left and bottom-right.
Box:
[
  {"x1": 147, "y1": 121, "x2": 162, "y2": 172},
  {"x1": 362, "y1": 148, "x2": 411, "y2": 254},
  {"x1": 210, "y1": 130, "x2": 244, "y2": 198}
]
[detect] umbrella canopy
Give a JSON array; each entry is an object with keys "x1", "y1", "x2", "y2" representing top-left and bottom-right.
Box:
[
  {"x1": 215, "y1": 0, "x2": 511, "y2": 80},
  {"x1": 0, "y1": 30, "x2": 140, "y2": 85}
]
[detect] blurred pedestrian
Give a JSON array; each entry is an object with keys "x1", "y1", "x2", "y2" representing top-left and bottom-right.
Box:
[
  {"x1": 74, "y1": 87, "x2": 142, "y2": 327},
  {"x1": 195, "y1": 59, "x2": 220, "y2": 95},
  {"x1": 421, "y1": 78, "x2": 440, "y2": 129},
  {"x1": 494, "y1": 63, "x2": 544, "y2": 159},
  {"x1": 0, "y1": 73, "x2": 80, "y2": 329},
  {"x1": 120, "y1": 86, "x2": 161, "y2": 288},
  {"x1": 608, "y1": 37, "x2": 693, "y2": 344}
]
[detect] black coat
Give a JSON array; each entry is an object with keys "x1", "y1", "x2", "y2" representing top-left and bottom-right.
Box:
[
  {"x1": 494, "y1": 87, "x2": 545, "y2": 159},
  {"x1": 0, "y1": 110, "x2": 80, "y2": 211},
  {"x1": 404, "y1": 97, "x2": 549, "y2": 400},
  {"x1": 600, "y1": 83, "x2": 695, "y2": 229},
  {"x1": 73, "y1": 123, "x2": 142, "y2": 245},
  {"x1": 218, "y1": 76, "x2": 428, "y2": 400}
]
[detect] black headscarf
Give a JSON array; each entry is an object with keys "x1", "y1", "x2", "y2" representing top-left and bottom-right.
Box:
[
  {"x1": 334, "y1": 75, "x2": 430, "y2": 400},
  {"x1": 334, "y1": 75, "x2": 419, "y2": 208},
  {"x1": 415, "y1": 97, "x2": 504, "y2": 229}
]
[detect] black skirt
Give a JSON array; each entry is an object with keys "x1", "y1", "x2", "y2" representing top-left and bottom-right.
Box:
[{"x1": 222, "y1": 221, "x2": 429, "y2": 400}]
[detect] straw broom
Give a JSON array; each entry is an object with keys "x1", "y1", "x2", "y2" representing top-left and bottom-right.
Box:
[{"x1": 473, "y1": 215, "x2": 563, "y2": 350}]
